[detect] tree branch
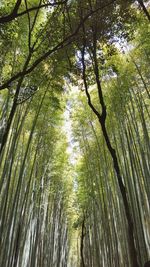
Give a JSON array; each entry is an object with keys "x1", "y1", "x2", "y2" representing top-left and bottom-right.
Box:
[
  {"x1": 137, "y1": 0, "x2": 150, "y2": 21},
  {"x1": 0, "y1": 0, "x2": 115, "y2": 91},
  {"x1": 81, "y1": 45, "x2": 100, "y2": 119},
  {"x1": 0, "y1": 1, "x2": 67, "y2": 24}
]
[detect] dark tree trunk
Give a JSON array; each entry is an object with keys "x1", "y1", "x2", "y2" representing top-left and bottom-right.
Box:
[
  {"x1": 81, "y1": 43, "x2": 140, "y2": 267},
  {"x1": 80, "y1": 216, "x2": 86, "y2": 267},
  {"x1": 0, "y1": 53, "x2": 31, "y2": 155},
  {"x1": 137, "y1": 0, "x2": 150, "y2": 21}
]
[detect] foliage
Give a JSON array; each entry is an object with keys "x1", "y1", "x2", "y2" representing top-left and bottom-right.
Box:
[{"x1": 0, "y1": 1, "x2": 150, "y2": 266}]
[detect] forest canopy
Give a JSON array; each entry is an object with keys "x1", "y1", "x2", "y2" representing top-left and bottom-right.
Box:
[{"x1": 0, "y1": 1, "x2": 150, "y2": 267}]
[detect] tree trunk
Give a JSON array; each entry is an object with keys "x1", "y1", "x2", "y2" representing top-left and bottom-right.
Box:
[
  {"x1": 81, "y1": 43, "x2": 140, "y2": 267},
  {"x1": 137, "y1": 0, "x2": 150, "y2": 21},
  {"x1": 80, "y1": 216, "x2": 86, "y2": 267}
]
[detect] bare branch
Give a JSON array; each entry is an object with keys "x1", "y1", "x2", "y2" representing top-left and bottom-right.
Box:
[{"x1": 81, "y1": 44, "x2": 100, "y2": 119}]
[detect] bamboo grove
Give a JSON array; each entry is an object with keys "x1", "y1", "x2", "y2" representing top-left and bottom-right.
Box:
[{"x1": 0, "y1": 1, "x2": 150, "y2": 267}]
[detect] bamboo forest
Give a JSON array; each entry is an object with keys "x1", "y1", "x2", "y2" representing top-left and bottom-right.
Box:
[{"x1": 0, "y1": 1, "x2": 150, "y2": 267}]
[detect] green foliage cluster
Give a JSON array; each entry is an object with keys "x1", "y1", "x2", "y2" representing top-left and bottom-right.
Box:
[{"x1": 0, "y1": 0, "x2": 149, "y2": 266}]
